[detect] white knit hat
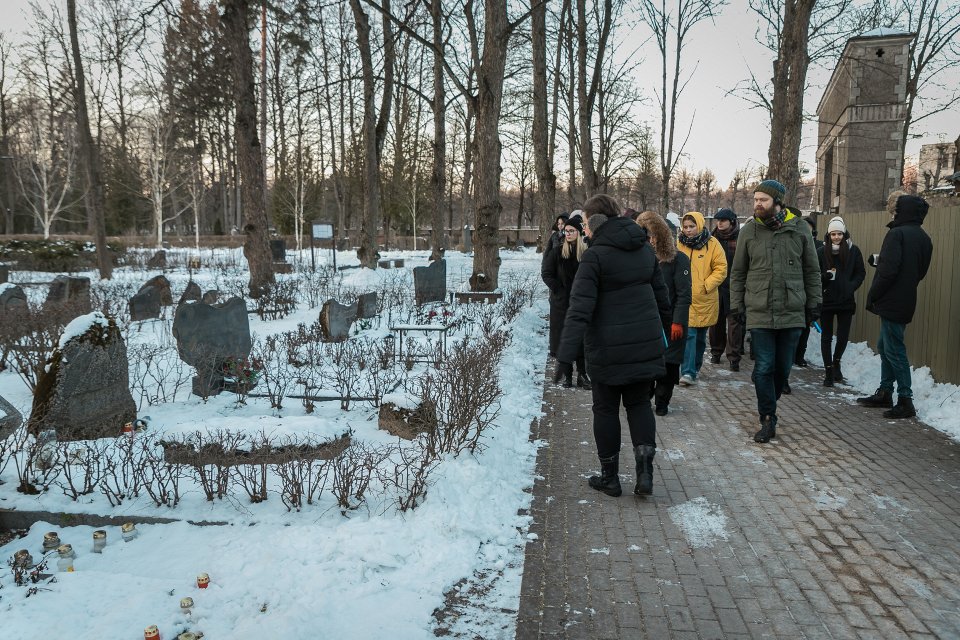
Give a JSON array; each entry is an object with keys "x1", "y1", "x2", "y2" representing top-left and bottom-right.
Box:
[{"x1": 827, "y1": 216, "x2": 846, "y2": 234}]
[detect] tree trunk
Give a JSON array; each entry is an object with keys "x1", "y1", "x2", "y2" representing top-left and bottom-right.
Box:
[
  {"x1": 471, "y1": 0, "x2": 510, "y2": 292},
  {"x1": 222, "y1": 0, "x2": 274, "y2": 296},
  {"x1": 428, "y1": 0, "x2": 448, "y2": 261},
  {"x1": 766, "y1": 0, "x2": 814, "y2": 200},
  {"x1": 67, "y1": 0, "x2": 112, "y2": 280},
  {"x1": 533, "y1": 0, "x2": 557, "y2": 252}
]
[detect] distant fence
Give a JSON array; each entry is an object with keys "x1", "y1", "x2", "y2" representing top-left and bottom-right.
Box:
[{"x1": 842, "y1": 205, "x2": 960, "y2": 385}]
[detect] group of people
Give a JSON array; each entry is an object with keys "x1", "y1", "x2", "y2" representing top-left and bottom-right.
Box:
[{"x1": 541, "y1": 182, "x2": 933, "y2": 498}]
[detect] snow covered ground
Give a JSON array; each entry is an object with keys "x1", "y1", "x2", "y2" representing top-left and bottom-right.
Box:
[
  {"x1": 3, "y1": 244, "x2": 960, "y2": 639},
  {"x1": 0, "y1": 248, "x2": 547, "y2": 639}
]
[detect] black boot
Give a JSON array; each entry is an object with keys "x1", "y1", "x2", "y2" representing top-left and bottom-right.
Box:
[
  {"x1": 823, "y1": 365, "x2": 834, "y2": 387},
  {"x1": 754, "y1": 414, "x2": 777, "y2": 443},
  {"x1": 857, "y1": 388, "x2": 893, "y2": 408},
  {"x1": 588, "y1": 455, "x2": 622, "y2": 497},
  {"x1": 710, "y1": 354, "x2": 721, "y2": 365},
  {"x1": 562, "y1": 372, "x2": 573, "y2": 388},
  {"x1": 782, "y1": 381, "x2": 792, "y2": 395},
  {"x1": 655, "y1": 404, "x2": 668, "y2": 416},
  {"x1": 633, "y1": 445, "x2": 656, "y2": 496},
  {"x1": 576, "y1": 372, "x2": 592, "y2": 390},
  {"x1": 832, "y1": 358, "x2": 845, "y2": 382},
  {"x1": 883, "y1": 397, "x2": 916, "y2": 419}
]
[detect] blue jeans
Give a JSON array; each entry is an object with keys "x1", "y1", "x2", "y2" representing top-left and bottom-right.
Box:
[
  {"x1": 750, "y1": 328, "x2": 802, "y2": 417},
  {"x1": 878, "y1": 319, "x2": 911, "y2": 398},
  {"x1": 681, "y1": 327, "x2": 708, "y2": 379}
]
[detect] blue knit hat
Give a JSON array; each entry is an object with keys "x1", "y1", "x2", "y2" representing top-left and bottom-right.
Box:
[{"x1": 755, "y1": 179, "x2": 786, "y2": 202}]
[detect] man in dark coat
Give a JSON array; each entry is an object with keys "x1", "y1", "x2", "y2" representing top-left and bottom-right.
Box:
[
  {"x1": 556, "y1": 195, "x2": 672, "y2": 498},
  {"x1": 708, "y1": 208, "x2": 744, "y2": 371},
  {"x1": 857, "y1": 193, "x2": 934, "y2": 419}
]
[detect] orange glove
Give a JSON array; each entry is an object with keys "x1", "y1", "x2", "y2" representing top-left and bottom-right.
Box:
[{"x1": 670, "y1": 323, "x2": 683, "y2": 341}]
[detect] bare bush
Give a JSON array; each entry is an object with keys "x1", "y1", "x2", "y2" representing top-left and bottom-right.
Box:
[
  {"x1": 251, "y1": 335, "x2": 296, "y2": 411},
  {"x1": 163, "y1": 430, "x2": 246, "y2": 501},
  {"x1": 253, "y1": 279, "x2": 298, "y2": 321},
  {"x1": 51, "y1": 439, "x2": 108, "y2": 501},
  {"x1": 136, "y1": 436, "x2": 184, "y2": 507},
  {"x1": 271, "y1": 436, "x2": 334, "y2": 512},
  {"x1": 383, "y1": 439, "x2": 441, "y2": 512},
  {"x1": 320, "y1": 340, "x2": 364, "y2": 410},
  {"x1": 329, "y1": 440, "x2": 393, "y2": 513},
  {"x1": 0, "y1": 298, "x2": 89, "y2": 392},
  {"x1": 128, "y1": 344, "x2": 191, "y2": 409},
  {"x1": 234, "y1": 431, "x2": 271, "y2": 504},
  {"x1": 99, "y1": 434, "x2": 144, "y2": 506},
  {"x1": 8, "y1": 427, "x2": 43, "y2": 494}
]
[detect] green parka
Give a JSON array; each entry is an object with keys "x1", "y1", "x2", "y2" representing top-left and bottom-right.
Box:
[{"x1": 729, "y1": 213, "x2": 822, "y2": 330}]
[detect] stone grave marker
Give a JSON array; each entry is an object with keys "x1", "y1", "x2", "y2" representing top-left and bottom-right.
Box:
[
  {"x1": 28, "y1": 312, "x2": 136, "y2": 441},
  {"x1": 356, "y1": 292, "x2": 378, "y2": 319},
  {"x1": 270, "y1": 239, "x2": 287, "y2": 261},
  {"x1": 0, "y1": 393, "x2": 23, "y2": 441},
  {"x1": 0, "y1": 283, "x2": 27, "y2": 313},
  {"x1": 45, "y1": 275, "x2": 92, "y2": 314},
  {"x1": 146, "y1": 250, "x2": 167, "y2": 269},
  {"x1": 141, "y1": 275, "x2": 173, "y2": 306},
  {"x1": 413, "y1": 259, "x2": 446, "y2": 305},
  {"x1": 202, "y1": 290, "x2": 220, "y2": 305},
  {"x1": 177, "y1": 281, "x2": 202, "y2": 306},
  {"x1": 319, "y1": 299, "x2": 358, "y2": 342},
  {"x1": 129, "y1": 286, "x2": 161, "y2": 321},
  {"x1": 172, "y1": 297, "x2": 252, "y2": 397},
  {"x1": 0, "y1": 264, "x2": 9, "y2": 283}
]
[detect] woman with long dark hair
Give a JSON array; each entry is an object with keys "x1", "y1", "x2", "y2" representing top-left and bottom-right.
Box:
[
  {"x1": 818, "y1": 216, "x2": 866, "y2": 386},
  {"x1": 555, "y1": 195, "x2": 672, "y2": 497},
  {"x1": 541, "y1": 217, "x2": 591, "y2": 388}
]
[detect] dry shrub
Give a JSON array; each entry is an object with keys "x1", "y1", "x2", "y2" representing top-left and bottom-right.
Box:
[
  {"x1": 329, "y1": 440, "x2": 394, "y2": 513},
  {"x1": 128, "y1": 344, "x2": 191, "y2": 409}
]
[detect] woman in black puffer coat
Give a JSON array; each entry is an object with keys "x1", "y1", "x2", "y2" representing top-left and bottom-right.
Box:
[
  {"x1": 556, "y1": 195, "x2": 672, "y2": 498},
  {"x1": 817, "y1": 216, "x2": 865, "y2": 386},
  {"x1": 541, "y1": 216, "x2": 590, "y2": 388},
  {"x1": 638, "y1": 211, "x2": 691, "y2": 416}
]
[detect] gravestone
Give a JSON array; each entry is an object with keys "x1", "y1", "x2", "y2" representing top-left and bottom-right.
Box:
[
  {"x1": 172, "y1": 297, "x2": 252, "y2": 397},
  {"x1": 356, "y1": 292, "x2": 378, "y2": 319},
  {"x1": 45, "y1": 276, "x2": 92, "y2": 314},
  {"x1": 0, "y1": 283, "x2": 27, "y2": 313},
  {"x1": 413, "y1": 259, "x2": 446, "y2": 305},
  {"x1": 141, "y1": 275, "x2": 173, "y2": 306},
  {"x1": 0, "y1": 393, "x2": 23, "y2": 441},
  {"x1": 462, "y1": 225, "x2": 472, "y2": 252},
  {"x1": 146, "y1": 250, "x2": 167, "y2": 269},
  {"x1": 0, "y1": 264, "x2": 8, "y2": 283},
  {"x1": 28, "y1": 312, "x2": 136, "y2": 441},
  {"x1": 129, "y1": 286, "x2": 161, "y2": 321},
  {"x1": 202, "y1": 289, "x2": 220, "y2": 305},
  {"x1": 270, "y1": 239, "x2": 287, "y2": 261},
  {"x1": 177, "y1": 281, "x2": 202, "y2": 306},
  {"x1": 319, "y1": 299, "x2": 358, "y2": 342}
]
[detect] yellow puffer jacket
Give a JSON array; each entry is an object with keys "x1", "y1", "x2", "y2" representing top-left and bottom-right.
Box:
[{"x1": 677, "y1": 211, "x2": 728, "y2": 328}]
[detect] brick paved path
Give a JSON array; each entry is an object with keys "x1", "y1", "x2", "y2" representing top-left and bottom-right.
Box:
[{"x1": 517, "y1": 356, "x2": 960, "y2": 639}]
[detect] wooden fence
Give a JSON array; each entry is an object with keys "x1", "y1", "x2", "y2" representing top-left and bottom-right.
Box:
[{"x1": 840, "y1": 205, "x2": 960, "y2": 385}]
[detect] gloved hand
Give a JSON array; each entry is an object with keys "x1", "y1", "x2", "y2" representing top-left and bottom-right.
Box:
[
  {"x1": 553, "y1": 361, "x2": 573, "y2": 384},
  {"x1": 670, "y1": 323, "x2": 683, "y2": 341},
  {"x1": 805, "y1": 306, "x2": 820, "y2": 327},
  {"x1": 731, "y1": 308, "x2": 746, "y2": 326}
]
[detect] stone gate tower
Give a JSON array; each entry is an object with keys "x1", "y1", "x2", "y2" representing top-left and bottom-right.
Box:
[{"x1": 815, "y1": 28, "x2": 914, "y2": 214}]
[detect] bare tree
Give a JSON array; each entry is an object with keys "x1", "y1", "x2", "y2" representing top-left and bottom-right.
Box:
[
  {"x1": 639, "y1": 0, "x2": 726, "y2": 214},
  {"x1": 0, "y1": 32, "x2": 16, "y2": 235},
  {"x1": 532, "y1": 0, "x2": 557, "y2": 251},
  {"x1": 576, "y1": 0, "x2": 616, "y2": 197}
]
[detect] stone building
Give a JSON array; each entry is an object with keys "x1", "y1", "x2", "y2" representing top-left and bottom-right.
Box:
[
  {"x1": 815, "y1": 28, "x2": 914, "y2": 215},
  {"x1": 918, "y1": 141, "x2": 958, "y2": 191}
]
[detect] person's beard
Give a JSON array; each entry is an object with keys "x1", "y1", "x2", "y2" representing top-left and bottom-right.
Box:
[{"x1": 755, "y1": 201, "x2": 777, "y2": 219}]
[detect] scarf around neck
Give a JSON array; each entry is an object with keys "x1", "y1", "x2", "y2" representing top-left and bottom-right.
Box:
[
  {"x1": 755, "y1": 208, "x2": 787, "y2": 231},
  {"x1": 678, "y1": 226, "x2": 710, "y2": 250}
]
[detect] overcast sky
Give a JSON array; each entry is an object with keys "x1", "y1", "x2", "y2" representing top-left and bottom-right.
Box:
[{"x1": 3, "y1": 0, "x2": 956, "y2": 190}]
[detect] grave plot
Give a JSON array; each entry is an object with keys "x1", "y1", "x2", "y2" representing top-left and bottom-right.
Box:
[{"x1": 0, "y1": 247, "x2": 548, "y2": 639}]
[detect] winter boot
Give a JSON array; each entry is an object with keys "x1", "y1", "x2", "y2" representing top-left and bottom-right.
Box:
[
  {"x1": 883, "y1": 397, "x2": 916, "y2": 419},
  {"x1": 710, "y1": 354, "x2": 721, "y2": 365},
  {"x1": 753, "y1": 414, "x2": 777, "y2": 443},
  {"x1": 857, "y1": 388, "x2": 893, "y2": 408},
  {"x1": 782, "y1": 381, "x2": 792, "y2": 395},
  {"x1": 562, "y1": 371, "x2": 573, "y2": 388},
  {"x1": 588, "y1": 455, "x2": 622, "y2": 497},
  {"x1": 832, "y1": 358, "x2": 845, "y2": 382},
  {"x1": 823, "y1": 365, "x2": 834, "y2": 387},
  {"x1": 655, "y1": 403, "x2": 668, "y2": 417},
  {"x1": 633, "y1": 445, "x2": 656, "y2": 496},
  {"x1": 576, "y1": 372, "x2": 592, "y2": 390}
]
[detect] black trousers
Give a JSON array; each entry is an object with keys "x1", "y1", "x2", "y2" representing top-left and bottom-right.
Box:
[
  {"x1": 652, "y1": 362, "x2": 680, "y2": 409},
  {"x1": 548, "y1": 300, "x2": 565, "y2": 355},
  {"x1": 820, "y1": 310, "x2": 853, "y2": 365},
  {"x1": 709, "y1": 296, "x2": 745, "y2": 363},
  {"x1": 795, "y1": 326, "x2": 811, "y2": 362},
  {"x1": 591, "y1": 380, "x2": 656, "y2": 459}
]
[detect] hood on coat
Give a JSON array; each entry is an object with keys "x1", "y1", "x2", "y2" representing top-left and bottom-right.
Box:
[
  {"x1": 590, "y1": 216, "x2": 649, "y2": 251},
  {"x1": 682, "y1": 211, "x2": 706, "y2": 234},
  {"x1": 890, "y1": 195, "x2": 929, "y2": 227}
]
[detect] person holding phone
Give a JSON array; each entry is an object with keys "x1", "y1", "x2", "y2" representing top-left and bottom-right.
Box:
[{"x1": 817, "y1": 216, "x2": 865, "y2": 387}]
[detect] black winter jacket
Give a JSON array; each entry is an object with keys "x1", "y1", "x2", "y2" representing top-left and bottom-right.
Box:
[
  {"x1": 541, "y1": 243, "x2": 580, "y2": 306},
  {"x1": 817, "y1": 241, "x2": 865, "y2": 313},
  {"x1": 866, "y1": 196, "x2": 933, "y2": 325},
  {"x1": 711, "y1": 225, "x2": 740, "y2": 294},
  {"x1": 557, "y1": 217, "x2": 672, "y2": 384},
  {"x1": 660, "y1": 251, "x2": 692, "y2": 365}
]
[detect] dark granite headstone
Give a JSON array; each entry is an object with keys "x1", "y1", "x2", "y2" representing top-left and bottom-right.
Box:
[
  {"x1": 202, "y1": 290, "x2": 220, "y2": 305},
  {"x1": 45, "y1": 276, "x2": 92, "y2": 314},
  {"x1": 0, "y1": 264, "x2": 8, "y2": 284},
  {"x1": 0, "y1": 283, "x2": 27, "y2": 312},
  {"x1": 462, "y1": 226, "x2": 472, "y2": 252},
  {"x1": 178, "y1": 281, "x2": 202, "y2": 306},
  {"x1": 356, "y1": 292, "x2": 378, "y2": 319},
  {"x1": 270, "y1": 239, "x2": 287, "y2": 261},
  {"x1": 413, "y1": 259, "x2": 446, "y2": 305},
  {"x1": 141, "y1": 275, "x2": 173, "y2": 306},
  {"x1": 28, "y1": 313, "x2": 136, "y2": 440},
  {"x1": 319, "y1": 299, "x2": 358, "y2": 342},
  {"x1": 146, "y1": 250, "x2": 167, "y2": 269},
  {"x1": 172, "y1": 297, "x2": 252, "y2": 397},
  {"x1": 129, "y1": 286, "x2": 161, "y2": 321},
  {"x1": 0, "y1": 394, "x2": 23, "y2": 441}
]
